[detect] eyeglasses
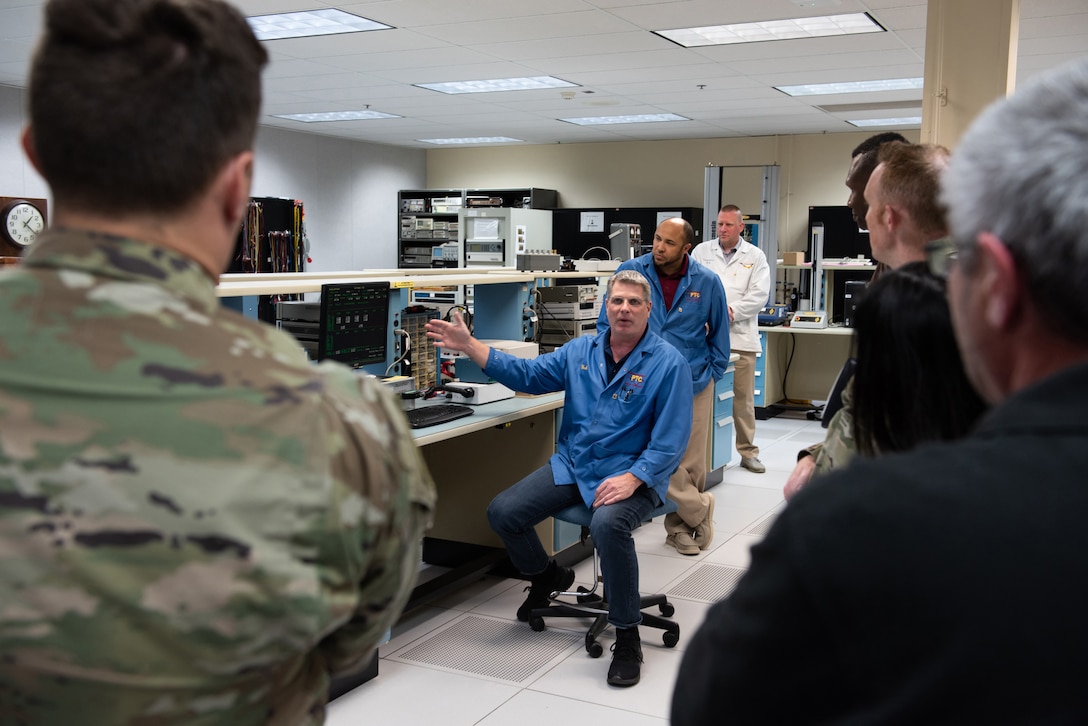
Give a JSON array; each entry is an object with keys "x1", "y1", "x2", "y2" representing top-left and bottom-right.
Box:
[
  {"x1": 925, "y1": 237, "x2": 958, "y2": 278},
  {"x1": 607, "y1": 296, "x2": 647, "y2": 308}
]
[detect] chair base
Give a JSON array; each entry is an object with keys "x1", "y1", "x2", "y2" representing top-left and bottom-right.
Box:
[
  {"x1": 527, "y1": 587, "x2": 680, "y2": 658},
  {"x1": 535, "y1": 500, "x2": 681, "y2": 657}
]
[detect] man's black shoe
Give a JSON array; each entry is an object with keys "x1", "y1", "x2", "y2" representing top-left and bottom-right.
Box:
[
  {"x1": 516, "y1": 560, "x2": 575, "y2": 622},
  {"x1": 607, "y1": 628, "x2": 643, "y2": 687}
]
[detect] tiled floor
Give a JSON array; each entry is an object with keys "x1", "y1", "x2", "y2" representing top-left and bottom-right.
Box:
[{"x1": 328, "y1": 412, "x2": 824, "y2": 725}]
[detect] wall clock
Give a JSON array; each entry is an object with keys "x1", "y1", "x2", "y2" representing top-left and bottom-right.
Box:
[{"x1": 0, "y1": 197, "x2": 48, "y2": 256}]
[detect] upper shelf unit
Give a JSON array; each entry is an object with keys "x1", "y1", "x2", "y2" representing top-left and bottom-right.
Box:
[{"x1": 398, "y1": 188, "x2": 558, "y2": 269}]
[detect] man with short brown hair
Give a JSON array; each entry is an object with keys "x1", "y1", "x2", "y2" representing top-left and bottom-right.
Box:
[{"x1": 0, "y1": 2, "x2": 435, "y2": 722}]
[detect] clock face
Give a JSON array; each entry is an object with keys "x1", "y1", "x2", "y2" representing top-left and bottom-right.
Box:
[{"x1": 4, "y1": 202, "x2": 45, "y2": 248}]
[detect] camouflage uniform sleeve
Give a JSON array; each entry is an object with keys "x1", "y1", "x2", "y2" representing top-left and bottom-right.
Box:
[
  {"x1": 311, "y1": 365, "x2": 436, "y2": 676},
  {"x1": 812, "y1": 379, "x2": 856, "y2": 478}
]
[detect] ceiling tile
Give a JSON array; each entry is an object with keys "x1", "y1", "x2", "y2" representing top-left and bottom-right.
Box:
[{"x1": 0, "y1": 0, "x2": 1080, "y2": 148}]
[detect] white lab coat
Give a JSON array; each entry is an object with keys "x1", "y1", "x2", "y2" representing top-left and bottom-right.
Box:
[{"x1": 690, "y1": 238, "x2": 770, "y2": 353}]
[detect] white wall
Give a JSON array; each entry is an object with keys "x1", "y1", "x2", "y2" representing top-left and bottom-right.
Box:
[
  {"x1": 0, "y1": 85, "x2": 48, "y2": 204},
  {"x1": 0, "y1": 84, "x2": 426, "y2": 271},
  {"x1": 2, "y1": 81, "x2": 923, "y2": 264},
  {"x1": 252, "y1": 126, "x2": 425, "y2": 271}
]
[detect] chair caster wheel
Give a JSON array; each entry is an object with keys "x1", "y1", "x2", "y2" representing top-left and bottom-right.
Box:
[
  {"x1": 663, "y1": 630, "x2": 679, "y2": 648},
  {"x1": 659, "y1": 602, "x2": 675, "y2": 617},
  {"x1": 586, "y1": 635, "x2": 603, "y2": 658},
  {"x1": 529, "y1": 616, "x2": 546, "y2": 632}
]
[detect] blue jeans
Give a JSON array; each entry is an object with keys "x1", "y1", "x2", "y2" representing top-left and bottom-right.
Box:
[{"x1": 487, "y1": 465, "x2": 659, "y2": 629}]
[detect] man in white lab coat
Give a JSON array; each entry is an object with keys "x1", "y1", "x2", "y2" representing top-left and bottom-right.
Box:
[{"x1": 691, "y1": 205, "x2": 771, "y2": 473}]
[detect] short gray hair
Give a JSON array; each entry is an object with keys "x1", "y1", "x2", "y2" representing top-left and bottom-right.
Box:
[
  {"x1": 941, "y1": 58, "x2": 1088, "y2": 340},
  {"x1": 607, "y1": 269, "x2": 651, "y2": 302}
]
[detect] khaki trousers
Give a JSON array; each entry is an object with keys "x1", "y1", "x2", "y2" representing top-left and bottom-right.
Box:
[
  {"x1": 732, "y1": 350, "x2": 759, "y2": 459},
  {"x1": 664, "y1": 381, "x2": 714, "y2": 533}
]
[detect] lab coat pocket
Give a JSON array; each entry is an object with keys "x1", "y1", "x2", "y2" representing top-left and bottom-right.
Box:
[{"x1": 609, "y1": 384, "x2": 647, "y2": 425}]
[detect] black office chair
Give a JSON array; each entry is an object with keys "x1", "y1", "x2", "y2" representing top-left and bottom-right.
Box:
[
  {"x1": 526, "y1": 499, "x2": 680, "y2": 658},
  {"x1": 821, "y1": 357, "x2": 856, "y2": 428}
]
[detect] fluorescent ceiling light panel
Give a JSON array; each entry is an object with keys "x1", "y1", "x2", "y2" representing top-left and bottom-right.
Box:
[
  {"x1": 419, "y1": 137, "x2": 523, "y2": 145},
  {"x1": 247, "y1": 10, "x2": 391, "y2": 41},
  {"x1": 561, "y1": 113, "x2": 690, "y2": 126},
  {"x1": 416, "y1": 77, "x2": 577, "y2": 94},
  {"x1": 273, "y1": 110, "x2": 401, "y2": 123},
  {"x1": 848, "y1": 116, "x2": 923, "y2": 127},
  {"x1": 656, "y1": 12, "x2": 882, "y2": 47},
  {"x1": 776, "y1": 77, "x2": 924, "y2": 96}
]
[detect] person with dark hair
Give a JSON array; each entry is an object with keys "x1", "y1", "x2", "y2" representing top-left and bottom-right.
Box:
[
  {"x1": 786, "y1": 142, "x2": 948, "y2": 497},
  {"x1": 598, "y1": 218, "x2": 731, "y2": 556},
  {"x1": 814, "y1": 261, "x2": 987, "y2": 473},
  {"x1": 0, "y1": 1, "x2": 436, "y2": 723},
  {"x1": 846, "y1": 131, "x2": 909, "y2": 229},
  {"x1": 673, "y1": 57, "x2": 1088, "y2": 723},
  {"x1": 787, "y1": 132, "x2": 909, "y2": 487}
]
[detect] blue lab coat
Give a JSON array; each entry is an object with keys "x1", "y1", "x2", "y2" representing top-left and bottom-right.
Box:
[
  {"x1": 597, "y1": 254, "x2": 731, "y2": 395},
  {"x1": 483, "y1": 329, "x2": 693, "y2": 508}
]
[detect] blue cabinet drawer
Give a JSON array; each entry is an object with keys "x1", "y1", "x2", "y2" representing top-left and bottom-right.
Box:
[
  {"x1": 754, "y1": 333, "x2": 768, "y2": 408},
  {"x1": 715, "y1": 367, "x2": 735, "y2": 418},
  {"x1": 709, "y1": 365, "x2": 736, "y2": 470},
  {"x1": 711, "y1": 415, "x2": 734, "y2": 470},
  {"x1": 715, "y1": 387, "x2": 734, "y2": 419}
]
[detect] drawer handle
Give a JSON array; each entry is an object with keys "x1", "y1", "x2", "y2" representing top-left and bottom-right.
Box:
[
  {"x1": 754, "y1": 389, "x2": 762, "y2": 396},
  {"x1": 754, "y1": 370, "x2": 762, "y2": 377},
  {"x1": 725, "y1": 365, "x2": 736, "y2": 374},
  {"x1": 715, "y1": 416, "x2": 735, "y2": 428},
  {"x1": 717, "y1": 391, "x2": 735, "y2": 402}
]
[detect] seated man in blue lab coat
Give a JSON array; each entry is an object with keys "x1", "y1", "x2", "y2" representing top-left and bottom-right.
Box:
[
  {"x1": 598, "y1": 217, "x2": 730, "y2": 556},
  {"x1": 426, "y1": 269, "x2": 692, "y2": 688}
]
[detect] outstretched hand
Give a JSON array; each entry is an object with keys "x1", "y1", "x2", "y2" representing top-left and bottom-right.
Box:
[
  {"x1": 425, "y1": 310, "x2": 472, "y2": 353},
  {"x1": 425, "y1": 310, "x2": 491, "y2": 368}
]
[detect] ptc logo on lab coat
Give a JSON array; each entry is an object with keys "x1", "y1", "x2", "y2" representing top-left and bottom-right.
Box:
[
  {"x1": 627, "y1": 373, "x2": 645, "y2": 389},
  {"x1": 687, "y1": 291, "x2": 701, "y2": 300}
]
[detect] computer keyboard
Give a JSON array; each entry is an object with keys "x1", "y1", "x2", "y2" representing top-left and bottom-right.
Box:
[{"x1": 405, "y1": 403, "x2": 474, "y2": 429}]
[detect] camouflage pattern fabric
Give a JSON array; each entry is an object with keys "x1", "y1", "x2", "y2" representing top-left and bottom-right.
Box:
[
  {"x1": 0, "y1": 229, "x2": 436, "y2": 725},
  {"x1": 813, "y1": 378, "x2": 856, "y2": 478}
]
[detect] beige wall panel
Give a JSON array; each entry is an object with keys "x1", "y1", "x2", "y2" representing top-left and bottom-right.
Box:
[{"x1": 427, "y1": 130, "x2": 918, "y2": 255}]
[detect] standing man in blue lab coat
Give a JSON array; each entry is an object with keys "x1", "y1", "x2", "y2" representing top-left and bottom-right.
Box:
[
  {"x1": 598, "y1": 217, "x2": 731, "y2": 556},
  {"x1": 426, "y1": 269, "x2": 692, "y2": 687}
]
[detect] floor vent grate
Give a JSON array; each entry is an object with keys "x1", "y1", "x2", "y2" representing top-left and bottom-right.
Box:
[
  {"x1": 744, "y1": 506, "x2": 783, "y2": 537},
  {"x1": 667, "y1": 564, "x2": 746, "y2": 603}
]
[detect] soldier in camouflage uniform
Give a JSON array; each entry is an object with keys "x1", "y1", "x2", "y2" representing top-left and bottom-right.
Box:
[
  {"x1": 812, "y1": 380, "x2": 856, "y2": 477},
  {"x1": 0, "y1": 1, "x2": 436, "y2": 724}
]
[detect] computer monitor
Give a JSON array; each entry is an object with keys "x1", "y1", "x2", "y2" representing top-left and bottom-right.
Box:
[
  {"x1": 808, "y1": 205, "x2": 870, "y2": 260},
  {"x1": 318, "y1": 281, "x2": 390, "y2": 368}
]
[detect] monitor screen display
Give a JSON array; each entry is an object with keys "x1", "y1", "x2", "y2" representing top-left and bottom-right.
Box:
[
  {"x1": 318, "y1": 281, "x2": 390, "y2": 368},
  {"x1": 808, "y1": 205, "x2": 870, "y2": 260}
]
